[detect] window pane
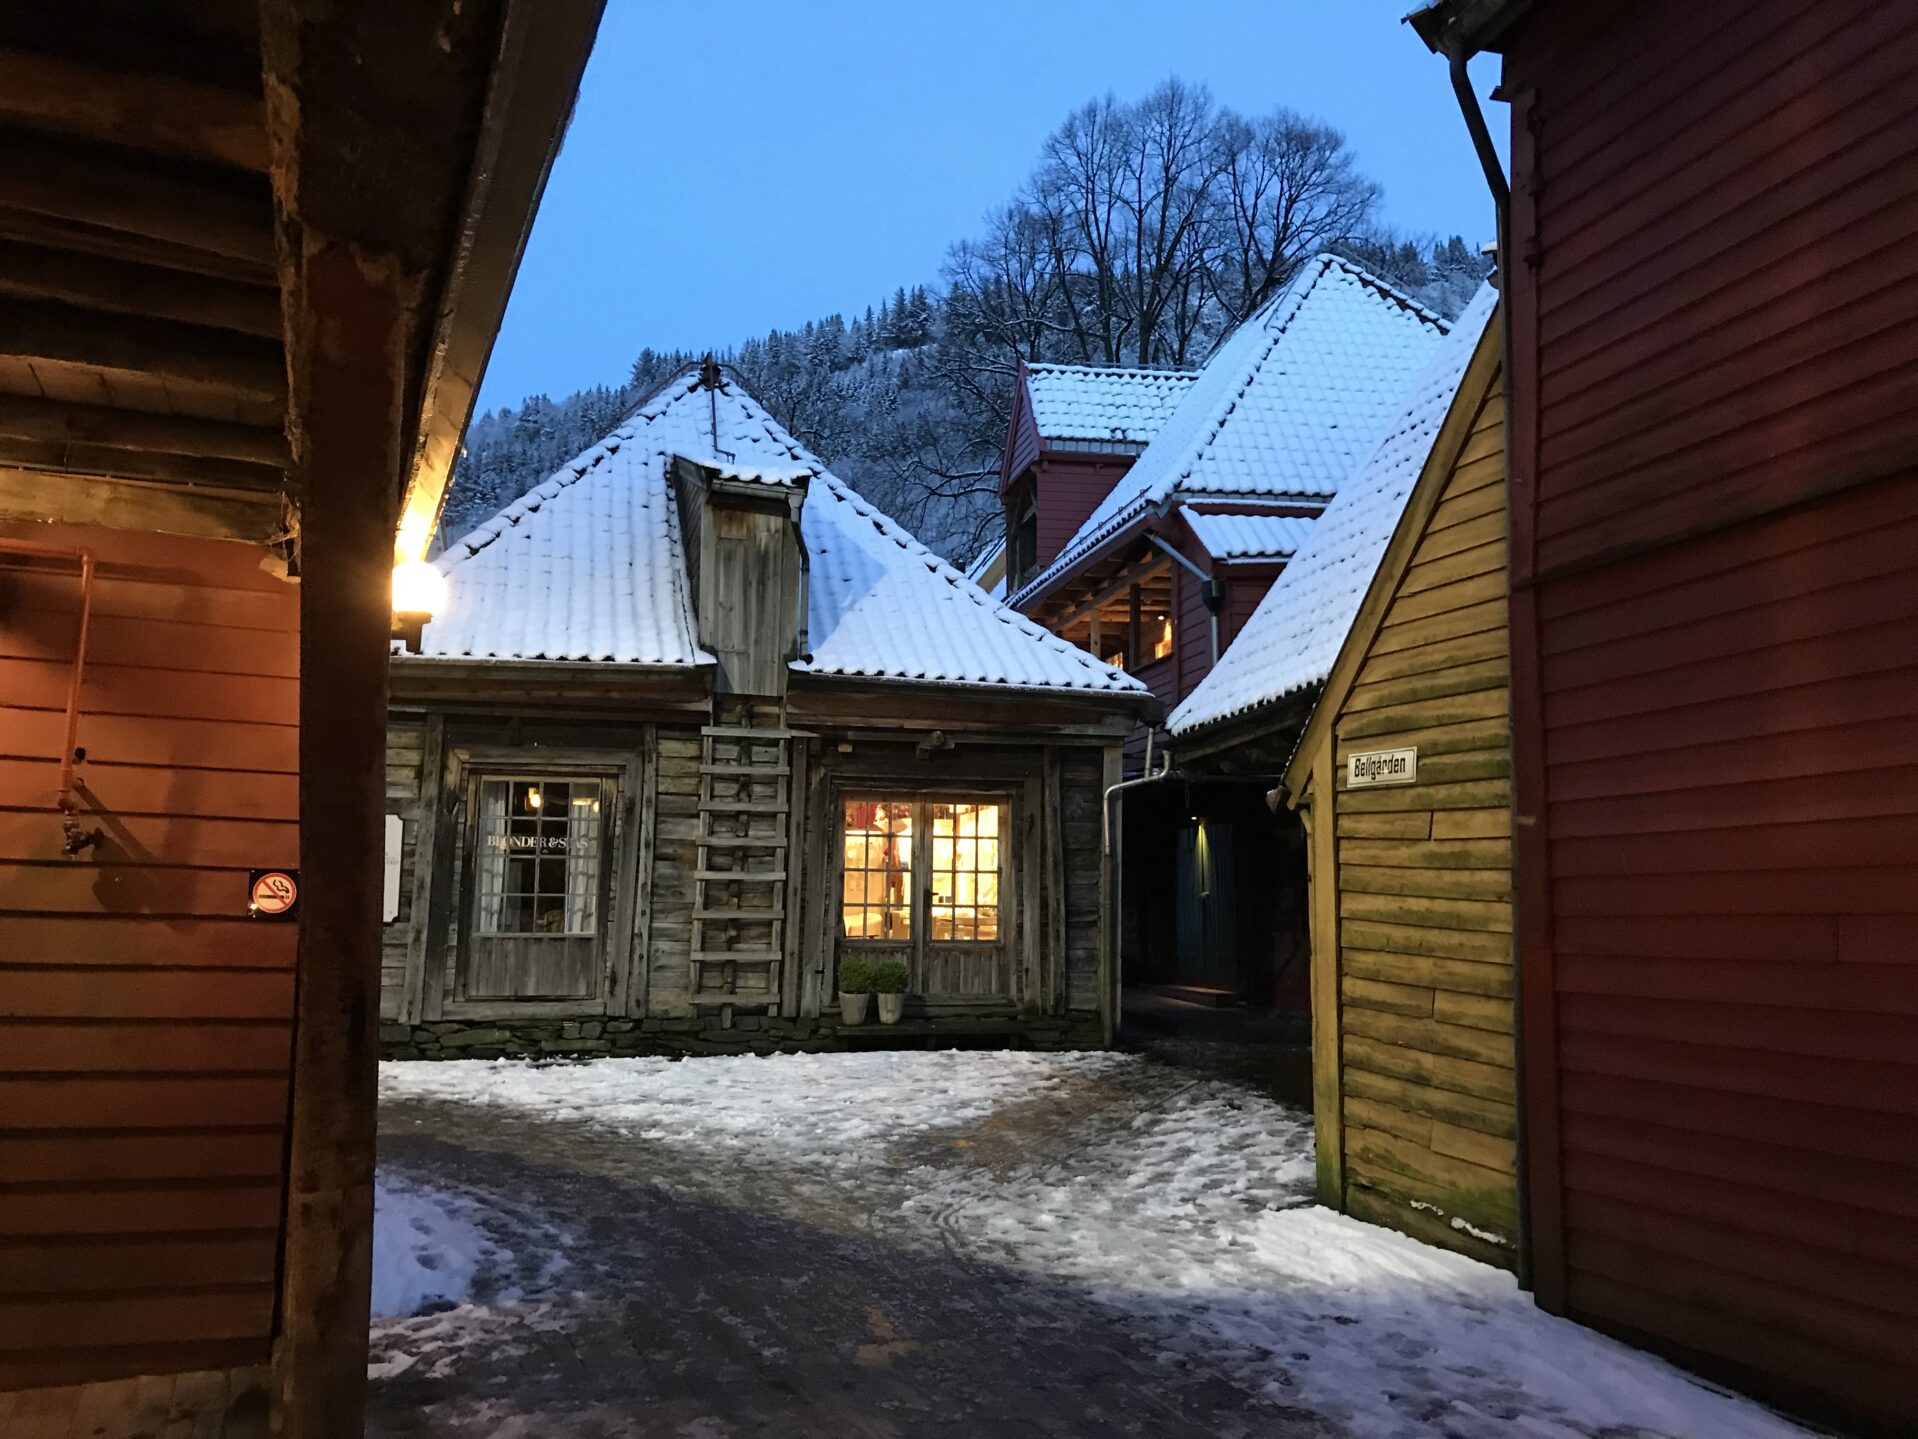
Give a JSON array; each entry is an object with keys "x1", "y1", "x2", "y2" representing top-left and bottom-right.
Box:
[
  {"x1": 842, "y1": 795, "x2": 913, "y2": 942},
  {"x1": 475, "y1": 777, "x2": 604, "y2": 936}
]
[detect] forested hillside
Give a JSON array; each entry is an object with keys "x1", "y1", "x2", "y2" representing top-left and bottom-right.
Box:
[{"x1": 441, "y1": 81, "x2": 1489, "y2": 559}]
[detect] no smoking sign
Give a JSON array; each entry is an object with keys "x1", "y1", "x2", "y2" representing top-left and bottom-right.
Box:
[{"x1": 249, "y1": 868, "x2": 300, "y2": 920}]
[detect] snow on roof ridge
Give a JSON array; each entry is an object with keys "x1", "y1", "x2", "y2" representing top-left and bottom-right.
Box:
[
  {"x1": 1008, "y1": 252, "x2": 1446, "y2": 608},
  {"x1": 1168, "y1": 282, "x2": 1499, "y2": 736},
  {"x1": 1026, "y1": 361, "x2": 1197, "y2": 379}
]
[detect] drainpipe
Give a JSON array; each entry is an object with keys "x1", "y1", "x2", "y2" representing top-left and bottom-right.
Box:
[
  {"x1": 0, "y1": 539, "x2": 101, "y2": 854},
  {"x1": 1432, "y1": 25, "x2": 1532, "y2": 1292},
  {"x1": 1102, "y1": 730, "x2": 1173, "y2": 1046},
  {"x1": 1146, "y1": 534, "x2": 1223, "y2": 667}
]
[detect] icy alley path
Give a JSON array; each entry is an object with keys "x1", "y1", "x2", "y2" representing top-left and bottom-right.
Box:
[{"x1": 371, "y1": 1051, "x2": 1821, "y2": 1439}]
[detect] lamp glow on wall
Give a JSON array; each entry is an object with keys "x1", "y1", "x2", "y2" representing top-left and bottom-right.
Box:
[{"x1": 391, "y1": 558, "x2": 448, "y2": 654}]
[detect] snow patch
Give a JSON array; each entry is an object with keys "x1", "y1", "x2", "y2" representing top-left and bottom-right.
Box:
[{"x1": 371, "y1": 1173, "x2": 498, "y2": 1319}]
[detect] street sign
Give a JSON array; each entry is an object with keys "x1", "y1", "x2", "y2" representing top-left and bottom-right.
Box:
[{"x1": 1347, "y1": 747, "x2": 1419, "y2": 789}]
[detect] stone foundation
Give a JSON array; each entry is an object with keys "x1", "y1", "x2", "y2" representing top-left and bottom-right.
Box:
[{"x1": 381, "y1": 1012, "x2": 1105, "y2": 1060}]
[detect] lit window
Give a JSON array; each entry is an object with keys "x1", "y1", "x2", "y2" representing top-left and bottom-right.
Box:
[
  {"x1": 1150, "y1": 614, "x2": 1174, "y2": 661},
  {"x1": 473, "y1": 777, "x2": 603, "y2": 935},
  {"x1": 930, "y1": 801, "x2": 1002, "y2": 942},
  {"x1": 841, "y1": 798, "x2": 913, "y2": 940}
]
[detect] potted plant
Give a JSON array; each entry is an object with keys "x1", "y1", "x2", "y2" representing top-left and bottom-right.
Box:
[
  {"x1": 837, "y1": 955, "x2": 874, "y2": 1026},
  {"x1": 871, "y1": 959, "x2": 909, "y2": 1024}
]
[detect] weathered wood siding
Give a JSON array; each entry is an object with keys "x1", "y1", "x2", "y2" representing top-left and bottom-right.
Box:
[
  {"x1": 376, "y1": 711, "x2": 1117, "y2": 1045},
  {"x1": 1504, "y1": 1, "x2": 1918, "y2": 1423},
  {"x1": 0, "y1": 521, "x2": 295, "y2": 1389},
  {"x1": 644, "y1": 727, "x2": 702, "y2": 1017},
  {"x1": 1325, "y1": 373, "x2": 1516, "y2": 1267},
  {"x1": 380, "y1": 718, "x2": 426, "y2": 1020}
]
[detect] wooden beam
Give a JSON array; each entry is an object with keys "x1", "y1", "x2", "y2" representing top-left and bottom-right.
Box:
[
  {"x1": 0, "y1": 465, "x2": 287, "y2": 541},
  {"x1": 0, "y1": 392, "x2": 287, "y2": 466},
  {"x1": 275, "y1": 238, "x2": 404, "y2": 1439},
  {"x1": 0, "y1": 436, "x2": 283, "y2": 490},
  {"x1": 0, "y1": 295, "x2": 285, "y2": 404},
  {"x1": 0, "y1": 130, "x2": 273, "y2": 271},
  {"x1": 1040, "y1": 553, "x2": 1171, "y2": 631},
  {"x1": 0, "y1": 48, "x2": 267, "y2": 172},
  {"x1": 0, "y1": 238, "x2": 279, "y2": 337},
  {"x1": 0, "y1": 209, "x2": 269, "y2": 285}
]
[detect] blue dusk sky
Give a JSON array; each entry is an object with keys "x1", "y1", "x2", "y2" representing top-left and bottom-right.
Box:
[{"x1": 476, "y1": 0, "x2": 1506, "y2": 414}]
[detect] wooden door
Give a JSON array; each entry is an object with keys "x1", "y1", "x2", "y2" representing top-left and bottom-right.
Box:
[
  {"x1": 461, "y1": 774, "x2": 614, "y2": 1001},
  {"x1": 919, "y1": 797, "x2": 1009, "y2": 999},
  {"x1": 835, "y1": 794, "x2": 1011, "y2": 1004}
]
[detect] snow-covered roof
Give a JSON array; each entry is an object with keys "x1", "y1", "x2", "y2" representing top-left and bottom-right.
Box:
[
  {"x1": 1010, "y1": 255, "x2": 1449, "y2": 607},
  {"x1": 425, "y1": 367, "x2": 1143, "y2": 698},
  {"x1": 1179, "y1": 508, "x2": 1317, "y2": 562},
  {"x1": 1169, "y1": 284, "x2": 1499, "y2": 736},
  {"x1": 1024, "y1": 363, "x2": 1197, "y2": 445}
]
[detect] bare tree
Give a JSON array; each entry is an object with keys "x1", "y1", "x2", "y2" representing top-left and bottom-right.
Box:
[{"x1": 1211, "y1": 108, "x2": 1381, "y2": 325}]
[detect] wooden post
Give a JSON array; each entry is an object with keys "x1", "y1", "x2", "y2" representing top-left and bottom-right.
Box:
[
  {"x1": 275, "y1": 238, "x2": 406, "y2": 1439},
  {"x1": 1127, "y1": 584, "x2": 1141, "y2": 671},
  {"x1": 1306, "y1": 745, "x2": 1344, "y2": 1207},
  {"x1": 1099, "y1": 743, "x2": 1123, "y2": 1047}
]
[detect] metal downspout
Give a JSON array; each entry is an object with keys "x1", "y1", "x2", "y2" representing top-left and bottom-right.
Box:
[
  {"x1": 0, "y1": 539, "x2": 99, "y2": 852},
  {"x1": 1146, "y1": 533, "x2": 1224, "y2": 667}
]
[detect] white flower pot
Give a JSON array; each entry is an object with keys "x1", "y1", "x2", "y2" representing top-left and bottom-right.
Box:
[
  {"x1": 838, "y1": 991, "x2": 871, "y2": 1026},
  {"x1": 876, "y1": 992, "x2": 906, "y2": 1024}
]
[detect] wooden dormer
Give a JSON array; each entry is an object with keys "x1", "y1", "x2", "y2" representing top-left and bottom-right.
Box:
[{"x1": 671, "y1": 453, "x2": 813, "y2": 696}]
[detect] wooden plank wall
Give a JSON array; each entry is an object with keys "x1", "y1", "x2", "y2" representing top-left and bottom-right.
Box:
[
  {"x1": 1530, "y1": 473, "x2": 1918, "y2": 1411},
  {"x1": 0, "y1": 519, "x2": 296, "y2": 1389},
  {"x1": 1327, "y1": 374, "x2": 1518, "y2": 1267}
]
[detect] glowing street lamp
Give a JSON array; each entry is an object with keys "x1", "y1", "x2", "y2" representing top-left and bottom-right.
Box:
[{"x1": 391, "y1": 558, "x2": 448, "y2": 654}]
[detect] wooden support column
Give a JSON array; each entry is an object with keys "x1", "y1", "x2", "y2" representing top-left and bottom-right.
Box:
[
  {"x1": 1305, "y1": 747, "x2": 1344, "y2": 1207},
  {"x1": 275, "y1": 237, "x2": 406, "y2": 1439}
]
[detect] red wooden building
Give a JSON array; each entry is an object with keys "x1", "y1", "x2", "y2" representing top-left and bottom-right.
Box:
[
  {"x1": 0, "y1": 4, "x2": 602, "y2": 1434},
  {"x1": 999, "y1": 257, "x2": 1449, "y2": 1008},
  {"x1": 1415, "y1": 0, "x2": 1918, "y2": 1428}
]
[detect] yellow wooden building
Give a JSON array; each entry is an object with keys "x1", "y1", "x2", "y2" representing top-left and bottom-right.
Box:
[{"x1": 1169, "y1": 288, "x2": 1516, "y2": 1266}]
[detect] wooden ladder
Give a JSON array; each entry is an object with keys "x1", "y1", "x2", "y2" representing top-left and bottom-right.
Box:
[{"x1": 689, "y1": 716, "x2": 793, "y2": 1015}]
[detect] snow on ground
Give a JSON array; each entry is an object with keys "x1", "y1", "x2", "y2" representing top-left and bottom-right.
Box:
[
  {"x1": 378, "y1": 1052, "x2": 1818, "y2": 1439},
  {"x1": 372, "y1": 1173, "x2": 498, "y2": 1318},
  {"x1": 382, "y1": 1048, "x2": 1131, "y2": 1175}
]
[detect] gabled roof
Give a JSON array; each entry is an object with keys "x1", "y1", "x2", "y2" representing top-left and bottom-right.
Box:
[
  {"x1": 1009, "y1": 254, "x2": 1449, "y2": 608},
  {"x1": 1169, "y1": 283, "x2": 1500, "y2": 737},
  {"x1": 423, "y1": 367, "x2": 1145, "y2": 697},
  {"x1": 1024, "y1": 363, "x2": 1198, "y2": 445},
  {"x1": 1179, "y1": 509, "x2": 1317, "y2": 563}
]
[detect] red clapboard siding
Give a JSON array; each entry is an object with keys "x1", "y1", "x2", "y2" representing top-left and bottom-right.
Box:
[
  {"x1": 0, "y1": 707, "x2": 299, "y2": 773},
  {"x1": 0, "y1": 606, "x2": 302, "y2": 678},
  {"x1": 0, "y1": 1022, "x2": 292, "y2": 1072},
  {"x1": 0, "y1": 519, "x2": 297, "y2": 1389},
  {"x1": 1509, "y1": 0, "x2": 1918, "y2": 577},
  {"x1": 0, "y1": 916, "x2": 297, "y2": 967},
  {"x1": 1034, "y1": 454, "x2": 1133, "y2": 571},
  {"x1": 0, "y1": 757, "x2": 298, "y2": 821},
  {"x1": 0, "y1": 1130, "x2": 287, "y2": 1183},
  {"x1": 0, "y1": 1236, "x2": 281, "y2": 1295}
]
